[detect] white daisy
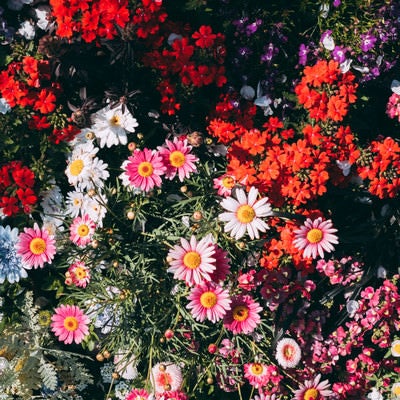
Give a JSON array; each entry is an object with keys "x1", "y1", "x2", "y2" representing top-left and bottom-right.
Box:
[
  {"x1": 65, "y1": 151, "x2": 94, "y2": 190},
  {"x1": 87, "y1": 157, "x2": 110, "y2": 189},
  {"x1": 65, "y1": 191, "x2": 86, "y2": 218},
  {"x1": 85, "y1": 193, "x2": 107, "y2": 227},
  {"x1": 92, "y1": 104, "x2": 139, "y2": 148},
  {"x1": 218, "y1": 186, "x2": 272, "y2": 240}
]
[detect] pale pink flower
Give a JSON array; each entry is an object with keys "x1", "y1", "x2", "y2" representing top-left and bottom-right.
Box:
[
  {"x1": 293, "y1": 217, "x2": 338, "y2": 259},
  {"x1": 69, "y1": 214, "x2": 96, "y2": 247},
  {"x1": 126, "y1": 388, "x2": 150, "y2": 400},
  {"x1": 223, "y1": 294, "x2": 262, "y2": 334},
  {"x1": 219, "y1": 186, "x2": 272, "y2": 240},
  {"x1": 123, "y1": 148, "x2": 166, "y2": 192},
  {"x1": 275, "y1": 338, "x2": 302, "y2": 369},
  {"x1": 186, "y1": 281, "x2": 231, "y2": 323},
  {"x1": 213, "y1": 174, "x2": 236, "y2": 197},
  {"x1": 244, "y1": 362, "x2": 270, "y2": 388},
  {"x1": 16, "y1": 223, "x2": 56, "y2": 269},
  {"x1": 158, "y1": 137, "x2": 198, "y2": 181},
  {"x1": 292, "y1": 374, "x2": 333, "y2": 400},
  {"x1": 50, "y1": 304, "x2": 90, "y2": 345},
  {"x1": 167, "y1": 235, "x2": 216, "y2": 286},
  {"x1": 68, "y1": 260, "x2": 90, "y2": 288},
  {"x1": 151, "y1": 362, "x2": 183, "y2": 393}
]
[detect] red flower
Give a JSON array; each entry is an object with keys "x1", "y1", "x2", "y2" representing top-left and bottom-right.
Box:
[
  {"x1": 192, "y1": 25, "x2": 217, "y2": 48},
  {"x1": 0, "y1": 196, "x2": 19, "y2": 216},
  {"x1": 34, "y1": 89, "x2": 56, "y2": 114},
  {"x1": 12, "y1": 166, "x2": 35, "y2": 188}
]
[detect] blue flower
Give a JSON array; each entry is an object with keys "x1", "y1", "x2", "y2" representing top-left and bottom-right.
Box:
[{"x1": 0, "y1": 225, "x2": 28, "y2": 284}]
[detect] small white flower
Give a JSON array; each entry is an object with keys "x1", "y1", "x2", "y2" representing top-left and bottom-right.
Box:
[
  {"x1": 346, "y1": 300, "x2": 359, "y2": 317},
  {"x1": 240, "y1": 85, "x2": 255, "y2": 100},
  {"x1": 18, "y1": 20, "x2": 35, "y2": 40},
  {"x1": 336, "y1": 160, "x2": 352, "y2": 176},
  {"x1": 391, "y1": 79, "x2": 400, "y2": 95},
  {"x1": 34, "y1": 5, "x2": 53, "y2": 31},
  {"x1": 0, "y1": 98, "x2": 11, "y2": 114},
  {"x1": 367, "y1": 387, "x2": 383, "y2": 400},
  {"x1": 167, "y1": 33, "x2": 183, "y2": 45},
  {"x1": 322, "y1": 34, "x2": 335, "y2": 51}
]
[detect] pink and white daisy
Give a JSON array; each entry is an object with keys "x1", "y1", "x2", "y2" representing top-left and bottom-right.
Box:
[
  {"x1": 69, "y1": 214, "x2": 96, "y2": 247},
  {"x1": 186, "y1": 281, "x2": 231, "y2": 323},
  {"x1": 16, "y1": 223, "x2": 56, "y2": 269},
  {"x1": 50, "y1": 304, "x2": 90, "y2": 345},
  {"x1": 158, "y1": 137, "x2": 198, "y2": 181},
  {"x1": 167, "y1": 235, "x2": 216, "y2": 286},
  {"x1": 293, "y1": 217, "x2": 339, "y2": 259},
  {"x1": 68, "y1": 260, "x2": 90, "y2": 288},
  {"x1": 275, "y1": 338, "x2": 302, "y2": 369},
  {"x1": 244, "y1": 362, "x2": 270, "y2": 388},
  {"x1": 122, "y1": 148, "x2": 166, "y2": 192},
  {"x1": 151, "y1": 362, "x2": 183, "y2": 393},
  {"x1": 126, "y1": 388, "x2": 150, "y2": 400},
  {"x1": 219, "y1": 186, "x2": 272, "y2": 240},
  {"x1": 223, "y1": 294, "x2": 262, "y2": 334},
  {"x1": 213, "y1": 174, "x2": 236, "y2": 197},
  {"x1": 292, "y1": 374, "x2": 333, "y2": 400}
]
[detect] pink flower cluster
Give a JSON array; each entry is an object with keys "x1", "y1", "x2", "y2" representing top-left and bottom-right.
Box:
[{"x1": 386, "y1": 92, "x2": 400, "y2": 122}]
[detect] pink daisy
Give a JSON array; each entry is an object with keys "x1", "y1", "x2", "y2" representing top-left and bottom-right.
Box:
[
  {"x1": 293, "y1": 217, "x2": 339, "y2": 259},
  {"x1": 151, "y1": 362, "x2": 183, "y2": 393},
  {"x1": 186, "y1": 281, "x2": 231, "y2": 323},
  {"x1": 155, "y1": 391, "x2": 188, "y2": 400},
  {"x1": 68, "y1": 260, "x2": 90, "y2": 288},
  {"x1": 126, "y1": 388, "x2": 150, "y2": 400},
  {"x1": 213, "y1": 174, "x2": 236, "y2": 197},
  {"x1": 69, "y1": 214, "x2": 96, "y2": 247},
  {"x1": 244, "y1": 362, "x2": 270, "y2": 388},
  {"x1": 50, "y1": 304, "x2": 90, "y2": 345},
  {"x1": 16, "y1": 223, "x2": 56, "y2": 269},
  {"x1": 223, "y1": 294, "x2": 262, "y2": 334},
  {"x1": 275, "y1": 338, "x2": 302, "y2": 369},
  {"x1": 292, "y1": 374, "x2": 333, "y2": 400},
  {"x1": 123, "y1": 148, "x2": 166, "y2": 192},
  {"x1": 219, "y1": 186, "x2": 273, "y2": 240},
  {"x1": 158, "y1": 137, "x2": 198, "y2": 181},
  {"x1": 208, "y1": 244, "x2": 231, "y2": 283},
  {"x1": 167, "y1": 235, "x2": 216, "y2": 286}
]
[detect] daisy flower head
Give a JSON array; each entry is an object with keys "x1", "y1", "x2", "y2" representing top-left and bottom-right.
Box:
[
  {"x1": 16, "y1": 223, "x2": 56, "y2": 269},
  {"x1": 275, "y1": 338, "x2": 302, "y2": 369},
  {"x1": 158, "y1": 137, "x2": 199, "y2": 182},
  {"x1": 292, "y1": 374, "x2": 333, "y2": 400},
  {"x1": 151, "y1": 362, "x2": 183, "y2": 393},
  {"x1": 65, "y1": 190, "x2": 86, "y2": 218},
  {"x1": 69, "y1": 214, "x2": 96, "y2": 247},
  {"x1": 92, "y1": 104, "x2": 139, "y2": 148},
  {"x1": 0, "y1": 225, "x2": 28, "y2": 284},
  {"x1": 391, "y1": 339, "x2": 400, "y2": 357},
  {"x1": 68, "y1": 260, "x2": 90, "y2": 288},
  {"x1": 122, "y1": 148, "x2": 166, "y2": 192},
  {"x1": 213, "y1": 174, "x2": 236, "y2": 197},
  {"x1": 219, "y1": 186, "x2": 272, "y2": 240},
  {"x1": 114, "y1": 350, "x2": 138, "y2": 380},
  {"x1": 244, "y1": 362, "x2": 270, "y2": 388},
  {"x1": 126, "y1": 388, "x2": 150, "y2": 400},
  {"x1": 223, "y1": 294, "x2": 262, "y2": 334},
  {"x1": 293, "y1": 217, "x2": 339, "y2": 259},
  {"x1": 50, "y1": 304, "x2": 90, "y2": 345},
  {"x1": 392, "y1": 382, "x2": 400, "y2": 399},
  {"x1": 167, "y1": 235, "x2": 216, "y2": 286},
  {"x1": 186, "y1": 281, "x2": 231, "y2": 323}
]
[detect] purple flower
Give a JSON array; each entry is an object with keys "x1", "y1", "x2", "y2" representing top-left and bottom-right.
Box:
[
  {"x1": 333, "y1": 0, "x2": 341, "y2": 7},
  {"x1": 332, "y1": 45, "x2": 347, "y2": 63},
  {"x1": 245, "y1": 19, "x2": 262, "y2": 36},
  {"x1": 298, "y1": 43, "x2": 309, "y2": 65},
  {"x1": 360, "y1": 33, "x2": 377, "y2": 52},
  {"x1": 261, "y1": 43, "x2": 278, "y2": 64}
]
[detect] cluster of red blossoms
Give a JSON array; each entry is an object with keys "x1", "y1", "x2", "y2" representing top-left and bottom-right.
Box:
[
  {"x1": 0, "y1": 161, "x2": 38, "y2": 216},
  {"x1": 49, "y1": 0, "x2": 131, "y2": 43},
  {"x1": 294, "y1": 59, "x2": 357, "y2": 122}
]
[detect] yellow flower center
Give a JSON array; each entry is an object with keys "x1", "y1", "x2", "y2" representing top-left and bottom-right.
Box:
[
  {"x1": 183, "y1": 251, "x2": 201, "y2": 269},
  {"x1": 63, "y1": 316, "x2": 79, "y2": 332},
  {"x1": 69, "y1": 159, "x2": 84, "y2": 176},
  {"x1": 306, "y1": 228, "x2": 323, "y2": 244},
  {"x1": 304, "y1": 388, "x2": 319, "y2": 400},
  {"x1": 393, "y1": 384, "x2": 400, "y2": 395},
  {"x1": 74, "y1": 267, "x2": 87, "y2": 280},
  {"x1": 392, "y1": 342, "x2": 400, "y2": 355},
  {"x1": 200, "y1": 291, "x2": 218, "y2": 308},
  {"x1": 169, "y1": 150, "x2": 185, "y2": 167},
  {"x1": 29, "y1": 237, "x2": 46, "y2": 255},
  {"x1": 222, "y1": 176, "x2": 235, "y2": 189},
  {"x1": 73, "y1": 198, "x2": 82, "y2": 206},
  {"x1": 137, "y1": 161, "x2": 154, "y2": 177},
  {"x1": 109, "y1": 115, "x2": 121, "y2": 126},
  {"x1": 77, "y1": 224, "x2": 90, "y2": 237},
  {"x1": 250, "y1": 363, "x2": 264, "y2": 375},
  {"x1": 232, "y1": 305, "x2": 249, "y2": 322},
  {"x1": 236, "y1": 205, "x2": 256, "y2": 223}
]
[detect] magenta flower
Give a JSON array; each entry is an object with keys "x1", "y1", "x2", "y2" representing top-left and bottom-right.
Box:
[
  {"x1": 69, "y1": 214, "x2": 96, "y2": 247},
  {"x1": 223, "y1": 294, "x2": 262, "y2": 334},
  {"x1": 186, "y1": 281, "x2": 231, "y2": 323},
  {"x1": 16, "y1": 223, "x2": 56, "y2": 269},
  {"x1": 123, "y1": 148, "x2": 166, "y2": 192},
  {"x1": 50, "y1": 304, "x2": 90, "y2": 345},
  {"x1": 293, "y1": 217, "x2": 339, "y2": 259},
  {"x1": 67, "y1": 260, "x2": 90, "y2": 288},
  {"x1": 158, "y1": 137, "x2": 198, "y2": 181},
  {"x1": 126, "y1": 388, "x2": 150, "y2": 400}
]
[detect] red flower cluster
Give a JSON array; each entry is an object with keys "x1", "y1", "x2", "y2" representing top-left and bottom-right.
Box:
[
  {"x1": 357, "y1": 136, "x2": 400, "y2": 198},
  {"x1": 132, "y1": 0, "x2": 166, "y2": 39},
  {"x1": 295, "y1": 59, "x2": 357, "y2": 122},
  {"x1": 50, "y1": 0, "x2": 131, "y2": 43},
  {"x1": 0, "y1": 161, "x2": 38, "y2": 216}
]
